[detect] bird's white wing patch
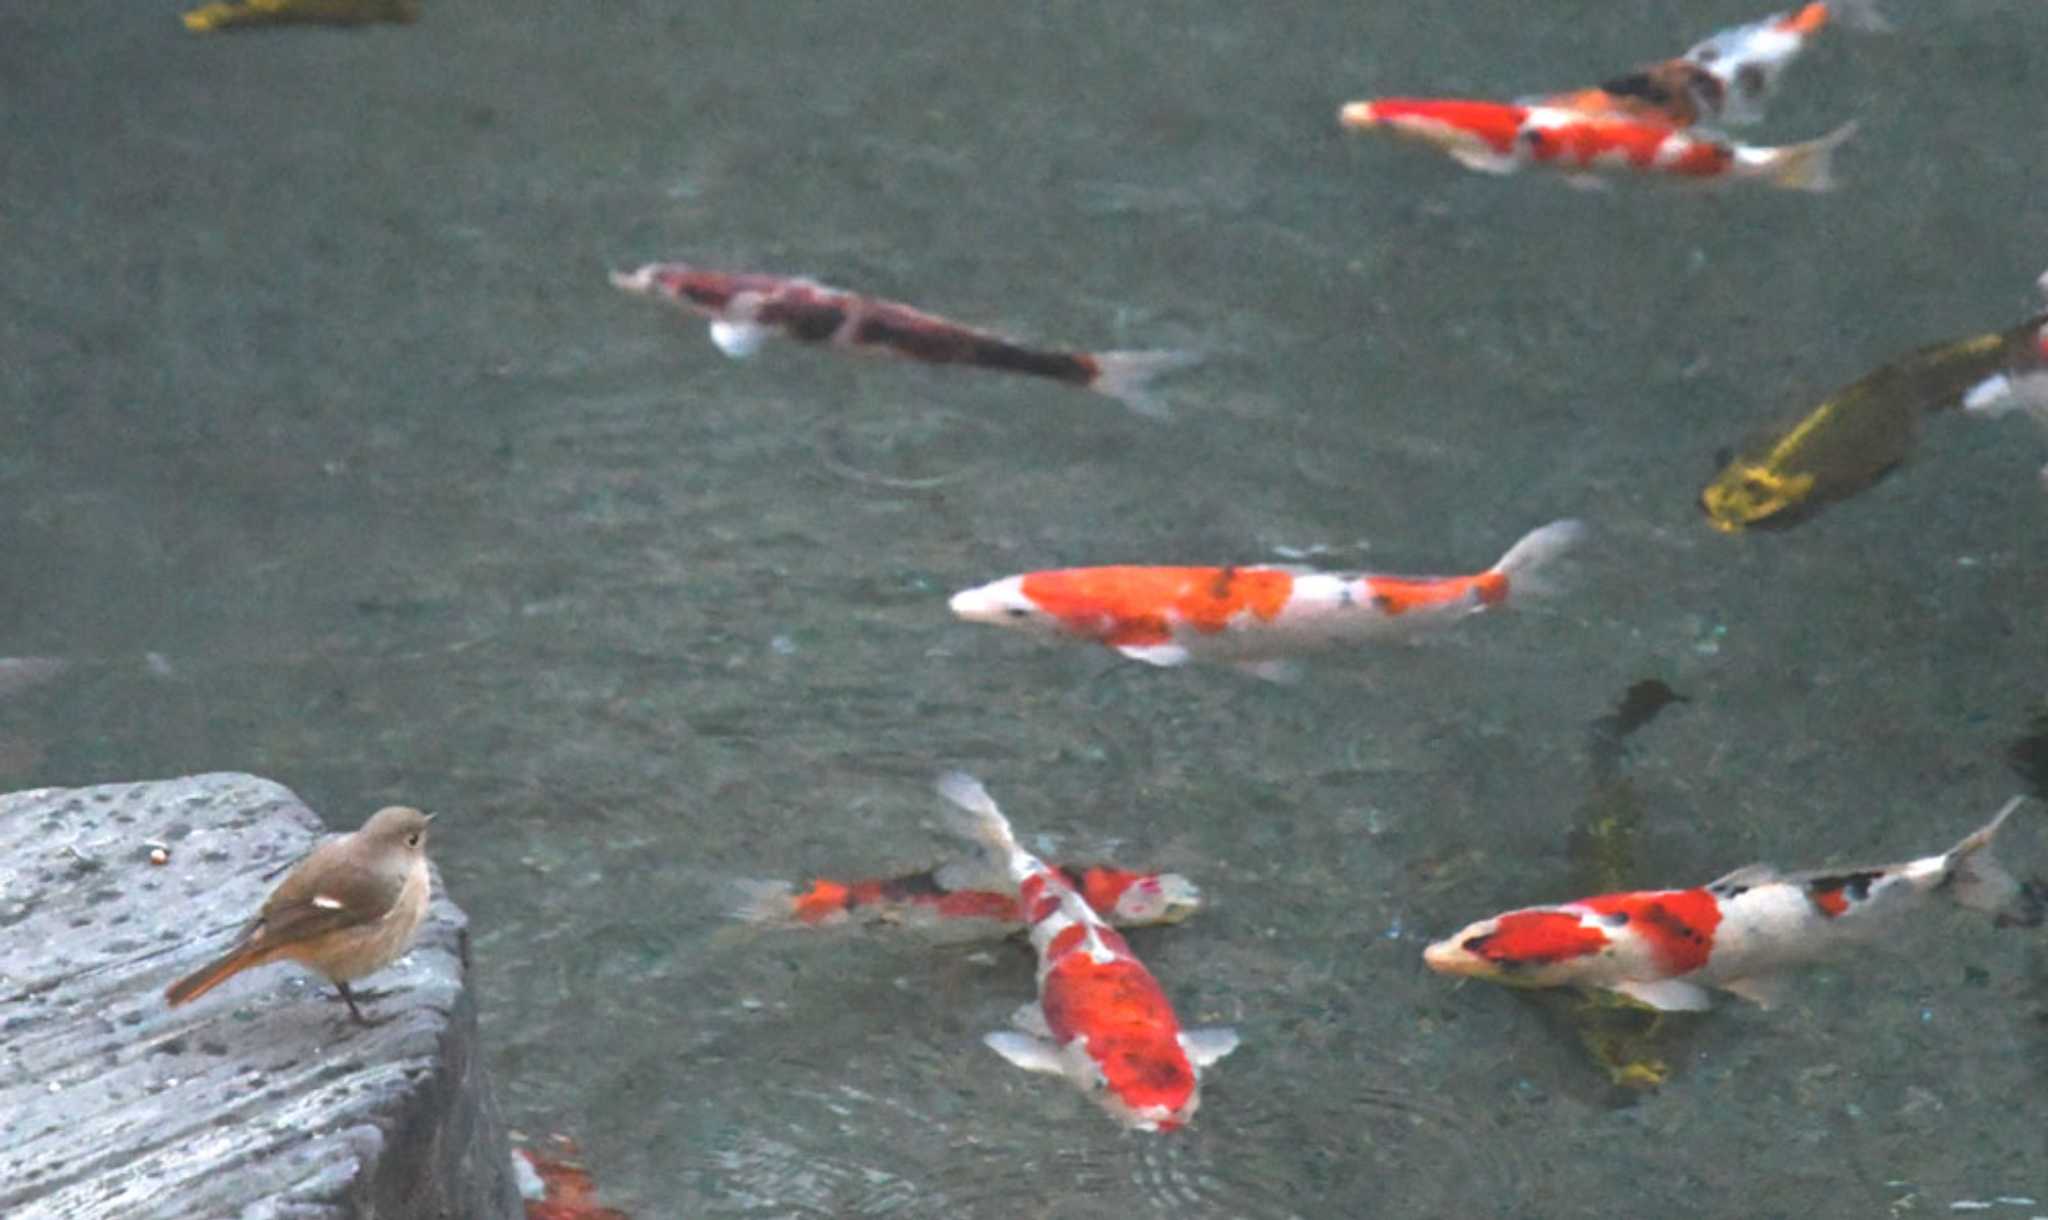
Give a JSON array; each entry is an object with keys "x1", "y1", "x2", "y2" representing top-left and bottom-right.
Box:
[{"x1": 312, "y1": 895, "x2": 346, "y2": 911}]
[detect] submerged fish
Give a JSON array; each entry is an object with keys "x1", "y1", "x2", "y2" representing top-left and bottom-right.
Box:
[
  {"x1": 1339, "y1": 98, "x2": 1854, "y2": 192},
  {"x1": 729, "y1": 860, "x2": 1201, "y2": 931},
  {"x1": 181, "y1": 0, "x2": 417, "y2": 30},
  {"x1": 949, "y1": 519, "x2": 1584, "y2": 676},
  {"x1": 1425, "y1": 799, "x2": 2042, "y2": 1012},
  {"x1": 1701, "y1": 310, "x2": 2048, "y2": 530},
  {"x1": 610, "y1": 263, "x2": 1197, "y2": 418},
  {"x1": 938, "y1": 774, "x2": 1237, "y2": 1133}
]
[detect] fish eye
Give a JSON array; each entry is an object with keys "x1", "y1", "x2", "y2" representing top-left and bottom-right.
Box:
[{"x1": 1736, "y1": 65, "x2": 1766, "y2": 97}]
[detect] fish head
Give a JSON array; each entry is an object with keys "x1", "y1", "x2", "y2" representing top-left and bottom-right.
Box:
[
  {"x1": 1090, "y1": 1037, "x2": 1200, "y2": 1132},
  {"x1": 1423, "y1": 908, "x2": 1613, "y2": 989},
  {"x1": 948, "y1": 576, "x2": 1060, "y2": 634},
  {"x1": 1104, "y1": 872, "x2": 1203, "y2": 926},
  {"x1": 1698, "y1": 459, "x2": 1815, "y2": 532}
]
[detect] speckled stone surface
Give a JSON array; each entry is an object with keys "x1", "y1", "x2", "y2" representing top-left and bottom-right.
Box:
[{"x1": 0, "y1": 773, "x2": 519, "y2": 1219}]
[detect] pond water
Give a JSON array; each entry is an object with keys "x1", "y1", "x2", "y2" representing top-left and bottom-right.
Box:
[{"x1": 4, "y1": 1, "x2": 2045, "y2": 1216}]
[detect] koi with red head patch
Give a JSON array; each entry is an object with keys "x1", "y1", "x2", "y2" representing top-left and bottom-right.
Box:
[
  {"x1": 936, "y1": 774, "x2": 1237, "y2": 1133},
  {"x1": 1426, "y1": 799, "x2": 2041, "y2": 1012},
  {"x1": 610, "y1": 263, "x2": 1197, "y2": 418},
  {"x1": 1340, "y1": 97, "x2": 1855, "y2": 192},
  {"x1": 729, "y1": 860, "x2": 1201, "y2": 932},
  {"x1": 949, "y1": 519, "x2": 1583, "y2": 675}
]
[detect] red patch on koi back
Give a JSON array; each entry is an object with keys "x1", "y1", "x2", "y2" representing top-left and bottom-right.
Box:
[
  {"x1": 1538, "y1": 115, "x2": 1678, "y2": 168},
  {"x1": 1364, "y1": 574, "x2": 1481, "y2": 615},
  {"x1": 1584, "y1": 888, "x2": 1722, "y2": 973},
  {"x1": 1046, "y1": 921, "x2": 1090, "y2": 960},
  {"x1": 1019, "y1": 567, "x2": 1293, "y2": 641},
  {"x1": 1656, "y1": 135, "x2": 1736, "y2": 178},
  {"x1": 934, "y1": 890, "x2": 1024, "y2": 921},
  {"x1": 1810, "y1": 886, "x2": 1851, "y2": 918},
  {"x1": 789, "y1": 879, "x2": 853, "y2": 924},
  {"x1": 1078, "y1": 867, "x2": 1143, "y2": 915},
  {"x1": 1367, "y1": 98, "x2": 1528, "y2": 153},
  {"x1": 1041, "y1": 954, "x2": 1176, "y2": 1043},
  {"x1": 1467, "y1": 910, "x2": 1609, "y2": 965}
]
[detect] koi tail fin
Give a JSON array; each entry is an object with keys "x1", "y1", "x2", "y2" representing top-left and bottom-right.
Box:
[
  {"x1": 1944, "y1": 797, "x2": 2042, "y2": 927},
  {"x1": 1484, "y1": 518, "x2": 1588, "y2": 604},
  {"x1": 164, "y1": 942, "x2": 262, "y2": 1008},
  {"x1": 936, "y1": 772, "x2": 1021, "y2": 858},
  {"x1": 1087, "y1": 349, "x2": 1202, "y2": 420},
  {"x1": 1762, "y1": 121, "x2": 1858, "y2": 192}
]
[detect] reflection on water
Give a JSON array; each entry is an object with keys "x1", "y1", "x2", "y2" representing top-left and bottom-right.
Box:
[{"x1": 5, "y1": 0, "x2": 2047, "y2": 1216}]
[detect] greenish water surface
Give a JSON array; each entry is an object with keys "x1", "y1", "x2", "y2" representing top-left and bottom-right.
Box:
[{"x1": 3, "y1": 2, "x2": 2045, "y2": 1216}]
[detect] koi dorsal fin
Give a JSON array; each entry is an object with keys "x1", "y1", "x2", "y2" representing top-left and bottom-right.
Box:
[{"x1": 1708, "y1": 862, "x2": 1782, "y2": 894}]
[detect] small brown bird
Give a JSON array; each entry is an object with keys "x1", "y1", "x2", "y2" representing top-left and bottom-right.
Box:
[{"x1": 164, "y1": 805, "x2": 434, "y2": 1025}]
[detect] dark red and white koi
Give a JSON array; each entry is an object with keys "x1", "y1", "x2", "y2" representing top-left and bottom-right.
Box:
[
  {"x1": 949, "y1": 518, "x2": 1582, "y2": 674},
  {"x1": 1424, "y1": 799, "x2": 2042, "y2": 1012},
  {"x1": 610, "y1": 263, "x2": 1197, "y2": 418},
  {"x1": 729, "y1": 860, "x2": 1201, "y2": 931},
  {"x1": 1340, "y1": 97, "x2": 1855, "y2": 191},
  {"x1": 937, "y1": 773, "x2": 1237, "y2": 1133}
]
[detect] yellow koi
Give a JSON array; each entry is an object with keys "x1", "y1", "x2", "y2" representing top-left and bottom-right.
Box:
[{"x1": 1701, "y1": 311, "x2": 2048, "y2": 531}]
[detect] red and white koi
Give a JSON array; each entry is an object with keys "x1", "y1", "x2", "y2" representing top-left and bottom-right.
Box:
[
  {"x1": 1424, "y1": 799, "x2": 2043, "y2": 1012},
  {"x1": 1340, "y1": 97, "x2": 1855, "y2": 192},
  {"x1": 729, "y1": 860, "x2": 1201, "y2": 931},
  {"x1": 937, "y1": 773, "x2": 1237, "y2": 1133},
  {"x1": 610, "y1": 263, "x2": 1197, "y2": 418},
  {"x1": 949, "y1": 518, "x2": 1583, "y2": 673}
]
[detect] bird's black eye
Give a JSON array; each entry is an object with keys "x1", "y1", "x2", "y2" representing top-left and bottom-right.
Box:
[
  {"x1": 407, "y1": 832, "x2": 423, "y2": 848},
  {"x1": 1005, "y1": 607, "x2": 1031, "y2": 619}
]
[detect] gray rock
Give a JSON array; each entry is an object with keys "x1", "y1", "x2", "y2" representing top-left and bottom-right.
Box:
[{"x1": 0, "y1": 774, "x2": 521, "y2": 1220}]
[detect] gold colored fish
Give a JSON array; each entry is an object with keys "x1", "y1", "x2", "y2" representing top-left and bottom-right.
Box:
[
  {"x1": 182, "y1": 0, "x2": 418, "y2": 32},
  {"x1": 1700, "y1": 311, "x2": 2048, "y2": 531}
]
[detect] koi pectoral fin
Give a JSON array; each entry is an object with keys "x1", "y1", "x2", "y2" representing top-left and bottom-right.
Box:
[
  {"x1": 1609, "y1": 978, "x2": 1714, "y2": 1012},
  {"x1": 1180, "y1": 1026, "x2": 1241, "y2": 1068},
  {"x1": 1116, "y1": 642, "x2": 1192, "y2": 668},
  {"x1": 709, "y1": 320, "x2": 772, "y2": 358},
  {"x1": 985, "y1": 1030, "x2": 1067, "y2": 1075},
  {"x1": 1716, "y1": 973, "x2": 1790, "y2": 1009},
  {"x1": 1009, "y1": 1003, "x2": 1054, "y2": 1039}
]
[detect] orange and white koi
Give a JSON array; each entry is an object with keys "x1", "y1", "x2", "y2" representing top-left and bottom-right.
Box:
[
  {"x1": 937, "y1": 773, "x2": 1237, "y2": 1133},
  {"x1": 610, "y1": 263, "x2": 1197, "y2": 418},
  {"x1": 729, "y1": 860, "x2": 1201, "y2": 931},
  {"x1": 1535, "y1": 1, "x2": 1886, "y2": 128},
  {"x1": 1339, "y1": 97, "x2": 1855, "y2": 192},
  {"x1": 1425, "y1": 799, "x2": 2043, "y2": 1012},
  {"x1": 949, "y1": 518, "x2": 1583, "y2": 673}
]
